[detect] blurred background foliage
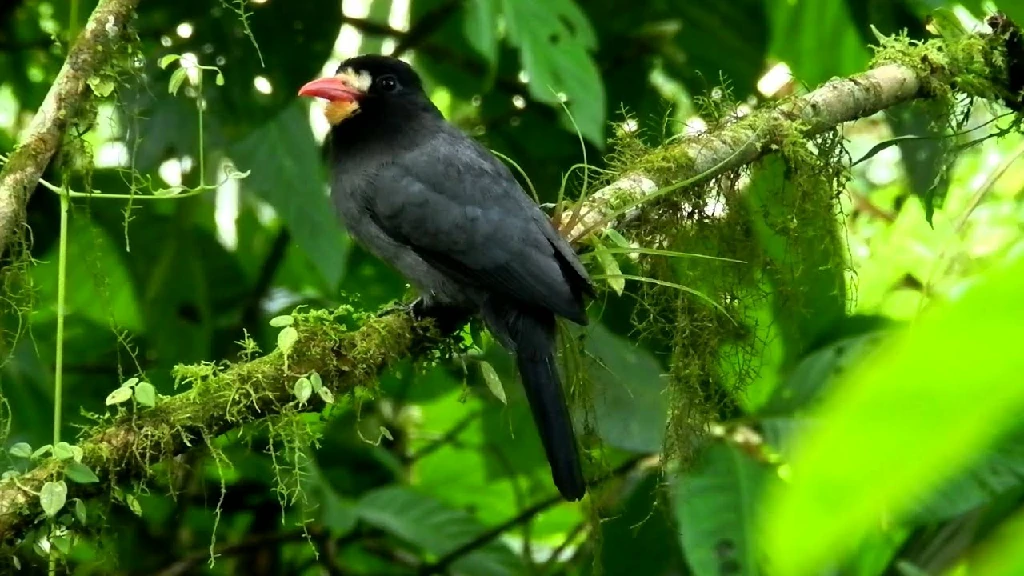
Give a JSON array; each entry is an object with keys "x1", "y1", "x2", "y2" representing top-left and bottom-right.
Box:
[{"x1": 1, "y1": 0, "x2": 1024, "y2": 574}]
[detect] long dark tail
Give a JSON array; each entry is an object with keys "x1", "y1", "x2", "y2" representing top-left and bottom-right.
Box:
[{"x1": 485, "y1": 302, "x2": 586, "y2": 500}]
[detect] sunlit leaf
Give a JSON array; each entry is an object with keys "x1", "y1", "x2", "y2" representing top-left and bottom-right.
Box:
[
  {"x1": 39, "y1": 481, "x2": 67, "y2": 518},
  {"x1": 479, "y1": 361, "x2": 506, "y2": 404},
  {"x1": 133, "y1": 382, "x2": 157, "y2": 407},
  {"x1": 761, "y1": 253, "x2": 1024, "y2": 575},
  {"x1": 8, "y1": 442, "x2": 32, "y2": 459}
]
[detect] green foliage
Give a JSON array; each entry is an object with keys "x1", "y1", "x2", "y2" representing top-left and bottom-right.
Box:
[{"x1": 762, "y1": 250, "x2": 1024, "y2": 575}]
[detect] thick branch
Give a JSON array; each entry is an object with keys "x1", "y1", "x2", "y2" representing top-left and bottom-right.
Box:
[
  {"x1": 0, "y1": 31, "x2": 1015, "y2": 547},
  {"x1": 0, "y1": 0, "x2": 140, "y2": 257}
]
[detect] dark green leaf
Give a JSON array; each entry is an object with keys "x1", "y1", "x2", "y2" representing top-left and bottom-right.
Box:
[
  {"x1": 65, "y1": 462, "x2": 100, "y2": 484},
  {"x1": 229, "y1": 103, "x2": 350, "y2": 288},
  {"x1": 357, "y1": 486, "x2": 524, "y2": 575},
  {"x1": 464, "y1": 0, "x2": 500, "y2": 68},
  {"x1": 769, "y1": 0, "x2": 870, "y2": 88},
  {"x1": 586, "y1": 324, "x2": 667, "y2": 453},
  {"x1": 674, "y1": 442, "x2": 772, "y2": 576},
  {"x1": 501, "y1": 0, "x2": 606, "y2": 144}
]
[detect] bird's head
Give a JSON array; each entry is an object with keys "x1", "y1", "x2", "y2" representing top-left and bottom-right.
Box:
[{"x1": 297, "y1": 55, "x2": 430, "y2": 127}]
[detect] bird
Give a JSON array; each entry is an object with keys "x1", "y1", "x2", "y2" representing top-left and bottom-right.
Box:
[{"x1": 298, "y1": 55, "x2": 594, "y2": 501}]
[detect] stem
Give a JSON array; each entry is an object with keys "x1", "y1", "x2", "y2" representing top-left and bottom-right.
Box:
[
  {"x1": 53, "y1": 192, "x2": 68, "y2": 445},
  {"x1": 49, "y1": 1, "x2": 79, "y2": 570}
]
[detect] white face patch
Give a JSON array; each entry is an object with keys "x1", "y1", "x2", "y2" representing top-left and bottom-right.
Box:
[{"x1": 338, "y1": 67, "x2": 373, "y2": 93}]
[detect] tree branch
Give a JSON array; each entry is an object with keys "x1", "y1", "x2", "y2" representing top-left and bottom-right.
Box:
[
  {"x1": 0, "y1": 0, "x2": 141, "y2": 258},
  {"x1": 0, "y1": 27, "x2": 1017, "y2": 548}
]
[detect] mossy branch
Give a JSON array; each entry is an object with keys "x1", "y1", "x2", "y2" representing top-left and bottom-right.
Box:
[
  {"x1": 0, "y1": 311, "x2": 441, "y2": 545},
  {"x1": 0, "y1": 0, "x2": 141, "y2": 258},
  {"x1": 0, "y1": 21, "x2": 1019, "y2": 548}
]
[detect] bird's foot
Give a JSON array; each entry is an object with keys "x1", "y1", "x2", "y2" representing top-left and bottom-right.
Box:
[{"x1": 410, "y1": 297, "x2": 473, "y2": 334}]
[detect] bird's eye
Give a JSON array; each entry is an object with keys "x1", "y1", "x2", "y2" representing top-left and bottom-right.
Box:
[{"x1": 377, "y1": 75, "x2": 399, "y2": 93}]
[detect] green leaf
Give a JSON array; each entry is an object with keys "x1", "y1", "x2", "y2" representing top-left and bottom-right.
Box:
[
  {"x1": 39, "y1": 481, "x2": 67, "y2": 517},
  {"x1": 157, "y1": 54, "x2": 180, "y2": 69},
  {"x1": 769, "y1": 0, "x2": 869, "y2": 88},
  {"x1": 500, "y1": 0, "x2": 606, "y2": 145},
  {"x1": 674, "y1": 442, "x2": 772, "y2": 576},
  {"x1": 596, "y1": 470, "x2": 687, "y2": 574},
  {"x1": 229, "y1": 103, "x2": 350, "y2": 287},
  {"x1": 52, "y1": 442, "x2": 74, "y2": 461},
  {"x1": 269, "y1": 314, "x2": 294, "y2": 327},
  {"x1": 479, "y1": 361, "x2": 506, "y2": 404},
  {"x1": 51, "y1": 533, "x2": 72, "y2": 555},
  {"x1": 31, "y1": 445, "x2": 52, "y2": 459},
  {"x1": 8, "y1": 442, "x2": 32, "y2": 459},
  {"x1": 358, "y1": 487, "x2": 524, "y2": 575},
  {"x1": 585, "y1": 324, "x2": 667, "y2": 453},
  {"x1": 168, "y1": 67, "x2": 188, "y2": 95},
  {"x1": 88, "y1": 76, "x2": 116, "y2": 98},
  {"x1": 593, "y1": 247, "x2": 624, "y2": 295},
  {"x1": 910, "y1": 429, "x2": 1024, "y2": 522},
  {"x1": 125, "y1": 493, "x2": 143, "y2": 516},
  {"x1": 277, "y1": 326, "x2": 299, "y2": 354},
  {"x1": 105, "y1": 385, "x2": 134, "y2": 406},
  {"x1": 464, "y1": 0, "x2": 500, "y2": 69},
  {"x1": 123, "y1": 377, "x2": 139, "y2": 388},
  {"x1": 70, "y1": 445, "x2": 83, "y2": 463},
  {"x1": 72, "y1": 499, "x2": 87, "y2": 525},
  {"x1": 759, "y1": 331, "x2": 886, "y2": 417},
  {"x1": 309, "y1": 371, "x2": 323, "y2": 393},
  {"x1": 761, "y1": 252, "x2": 1024, "y2": 575},
  {"x1": 215, "y1": 70, "x2": 225, "y2": 86},
  {"x1": 133, "y1": 382, "x2": 156, "y2": 407},
  {"x1": 318, "y1": 386, "x2": 335, "y2": 405},
  {"x1": 65, "y1": 461, "x2": 100, "y2": 484},
  {"x1": 294, "y1": 377, "x2": 313, "y2": 404}
]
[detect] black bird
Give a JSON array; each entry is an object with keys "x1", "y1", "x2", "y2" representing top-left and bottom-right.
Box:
[{"x1": 298, "y1": 55, "x2": 594, "y2": 501}]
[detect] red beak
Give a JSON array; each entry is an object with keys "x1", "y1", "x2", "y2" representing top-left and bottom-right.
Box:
[{"x1": 297, "y1": 77, "x2": 363, "y2": 102}]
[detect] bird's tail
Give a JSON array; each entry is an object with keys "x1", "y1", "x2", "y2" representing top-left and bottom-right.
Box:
[{"x1": 484, "y1": 302, "x2": 586, "y2": 501}]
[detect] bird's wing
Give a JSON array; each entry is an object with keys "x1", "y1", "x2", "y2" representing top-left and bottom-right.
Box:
[{"x1": 368, "y1": 129, "x2": 591, "y2": 323}]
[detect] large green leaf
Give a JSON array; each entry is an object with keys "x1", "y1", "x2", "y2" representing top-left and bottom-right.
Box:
[
  {"x1": 674, "y1": 442, "x2": 773, "y2": 576},
  {"x1": 588, "y1": 471, "x2": 687, "y2": 576},
  {"x1": 356, "y1": 486, "x2": 525, "y2": 576},
  {"x1": 500, "y1": 0, "x2": 606, "y2": 144},
  {"x1": 229, "y1": 102, "x2": 350, "y2": 288},
  {"x1": 760, "y1": 251, "x2": 1024, "y2": 575},
  {"x1": 586, "y1": 323, "x2": 668, "y2": 453},
  {"x1": 910, "y1": 430, "x2": 1024, "y2": 523},
  {"x1": 464, "y1": 0, "x2": 500, "y2": 69},
  {"x1": 769, "y1": 0, "x2": 869, "y2": 88}
]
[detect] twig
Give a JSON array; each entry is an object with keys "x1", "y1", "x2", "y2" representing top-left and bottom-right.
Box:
[
  {"x1": 418, "y1": 456, "x2": 646, "y2": 575},
  {"x1": 405, "y1": 408, "x2": 482, "y2": 462},
  {"x1": 540, "y1": 521, "x2": 588, "y2": 575},
  {"x1": 0, "y1": 0, "x2": 141, "y2": 258},
  {"x1": 154, "y1": 526, "x2": 317, "y2": 576}
]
